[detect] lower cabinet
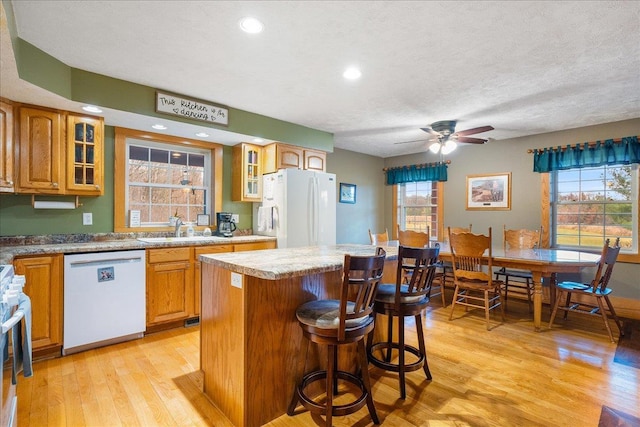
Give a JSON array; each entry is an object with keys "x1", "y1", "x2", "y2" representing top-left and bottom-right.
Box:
[
  {"x1": 193, "y1": 245, "x2": 233, "y2": 317},
  {"x1": 146, "y1": 247, "x2": 194, "y2": 327},
  {"x1": 147, "y1": 241, "x2": 275, "y2": 329},
  {"x1": 13, "y1": 254, "x2": 63, "y2": 355}
]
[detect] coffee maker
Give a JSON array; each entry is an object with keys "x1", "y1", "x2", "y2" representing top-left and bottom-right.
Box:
[{"x1": 215, "y1": 212, "x2": 237, "y2": 237}]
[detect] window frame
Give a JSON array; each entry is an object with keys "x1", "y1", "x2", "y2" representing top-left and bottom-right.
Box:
[
  {"x1": 114, "y1": 127, "x2": 223, "y2": 233},
  {"x1": 541, "y1": 166, "x2": 640, "y2": 263},
  {"x1": 392, "y1": 181, "x2": 444, "y2": 241}
]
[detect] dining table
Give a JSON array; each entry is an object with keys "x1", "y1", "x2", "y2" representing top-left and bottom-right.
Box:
[{"x1": 386, "y1": 241, "x2": 602, "y2": 331}]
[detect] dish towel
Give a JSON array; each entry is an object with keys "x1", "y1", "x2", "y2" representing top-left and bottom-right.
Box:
[
  {"x1": 12, "y1": 293, "x2": 33, "y2": 384},
  {"x1": 257, "y1": 206, "x2": 274, "y2": 232}
]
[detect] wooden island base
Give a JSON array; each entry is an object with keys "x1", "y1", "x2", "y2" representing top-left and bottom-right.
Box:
[{"x1": 199, "y1": 247, "x2": 397, "y2": 427}]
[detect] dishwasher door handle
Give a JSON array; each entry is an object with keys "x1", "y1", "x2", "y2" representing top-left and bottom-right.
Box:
[{"x1": 69, "y1": 256, "x2": 143, "y2": 267}]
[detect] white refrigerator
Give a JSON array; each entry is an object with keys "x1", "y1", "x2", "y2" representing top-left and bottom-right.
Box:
[{"x1": 253, "y1": 169, "x2": 336, "y2": 248}]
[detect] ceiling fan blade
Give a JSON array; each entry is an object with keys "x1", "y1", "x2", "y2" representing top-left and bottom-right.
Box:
[
  {"x1": 420, "y1": 127, "x2": 440, "y2": 136},
  {"x1": 453, "y1": 125, "x2": 494, "y2": 137},
  {"x1": 394, "y1": 137, "x2": 437, "y2": 145},
  {"x1": 455, "y1": 136, "x2": 487, "y2": 144}
]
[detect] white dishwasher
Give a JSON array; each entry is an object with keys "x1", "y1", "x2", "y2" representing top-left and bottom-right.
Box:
[{"x1": 63, "y1": 250, "x2": 146, "y2": 355}]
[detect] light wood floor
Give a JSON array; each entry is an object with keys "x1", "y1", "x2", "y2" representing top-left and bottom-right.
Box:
[{"x1": 17, "y1": 299, "x2": 639, "y2": 427}]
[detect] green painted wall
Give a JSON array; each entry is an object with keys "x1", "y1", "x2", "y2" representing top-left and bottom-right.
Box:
[
  {"x1": 0, "y1": 126, "x2": 115, "y2": 235},
  {"x1": 0, "y1": 127, "x2": 258, "y2": 235}
]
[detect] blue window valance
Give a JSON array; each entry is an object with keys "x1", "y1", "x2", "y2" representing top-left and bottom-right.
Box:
[
  {"x1": 385, "y1": 162, "x2": 448, "y2": 184},
  {"x1": 532, "y1": 135, "x2": 639, "y2": 173}
]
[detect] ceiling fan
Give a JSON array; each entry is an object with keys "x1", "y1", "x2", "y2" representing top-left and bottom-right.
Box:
[{"x1": 396, "y1": 120, "x2": 494, "y2": 155}]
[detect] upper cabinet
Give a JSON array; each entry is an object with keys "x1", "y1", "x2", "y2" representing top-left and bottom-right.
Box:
[
  {"x1": 303, "y1": 148, "x2": 327, "y2": 172},
  {"x1": 13, "y1": 103, "x2": 104, "y2": 196},
  {"x1": 0, "y1": 99, "x2": 14, "y2": 193},
  {"x1": 232, "y1": 143, "x2": 262, "y2": 202},
  {"x1": 263, "y1": 142, "x2": 326, "y2": 174},
  {"x1": 16, "y1": 106, "x2": 65, "y2": 194},
  {"x1": 66, "y1": 114, "x2": 104, "y2": 195}
]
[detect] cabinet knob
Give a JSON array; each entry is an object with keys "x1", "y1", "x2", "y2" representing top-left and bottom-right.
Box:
[
  {"x1": 7, "y1": 181, "x2": 13, "y2": 185},
  {"x1": 95, "y1": 185, "x2": 100, "y2": 190},
  {"x1": 52, "y1": 182, "x2": 59, "y2": 188}
]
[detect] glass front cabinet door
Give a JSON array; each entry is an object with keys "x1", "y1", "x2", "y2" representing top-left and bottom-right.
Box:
[
  {"x1": 232, "y1": 143, "x2": 262, "y2": 202},
  {"x1": 66, "y1": 114, "x2": 104, "y2": 195}
]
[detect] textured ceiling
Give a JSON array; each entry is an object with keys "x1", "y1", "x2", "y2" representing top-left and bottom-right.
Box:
[{"x1": 2, "y1": 1, "x2": 640, "y2": 157}]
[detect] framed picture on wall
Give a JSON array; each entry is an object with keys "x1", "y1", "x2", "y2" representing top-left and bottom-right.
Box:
[
  {"x1": 466, "y1": 172, "x2": 511, "y2": 210},
  {"x1": 339, "y1": 183, "x2": 356, "y2": 204}
]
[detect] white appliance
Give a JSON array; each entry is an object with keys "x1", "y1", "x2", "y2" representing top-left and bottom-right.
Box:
[
  {"x1": 63, "y1": 250, "x2": 146, "y2": 355},
  {"x1": 1, "y1": 264, "x2": 26, "y2": 427},
  {"x1": 254, "y1": 169, "x2": 336, "y2": 248}
]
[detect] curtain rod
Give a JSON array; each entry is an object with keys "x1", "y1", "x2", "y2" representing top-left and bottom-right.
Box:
[
  {"x1": 383, "y1": 160, "x2": 450, "y2": 172},
  {"x1": 526, "y1": 136, "x2": 639, "y2": 154}
]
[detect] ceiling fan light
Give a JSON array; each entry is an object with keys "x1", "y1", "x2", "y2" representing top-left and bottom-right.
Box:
[
  {"x1": 441, "y1": 140, "x2": 457, "y2": 154},
  {"x1": 428, "y1": 142, "x2": 441, "y2": 154}
]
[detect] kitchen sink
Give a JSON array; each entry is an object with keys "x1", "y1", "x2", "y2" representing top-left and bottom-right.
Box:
[{"x1": 137, "y1": 236, "x2": 230, "y2": 243}]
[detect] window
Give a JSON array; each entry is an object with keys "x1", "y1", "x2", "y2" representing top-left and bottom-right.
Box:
[
  {"x1": 114, "y1": 127, "x2": 223, "y2": 232},
  {"x1": 395, "y1": 181, "x2": 443, "y2": 240},
  {"x1": 127, "y1": 140, "x2": 209, "y2": 225},
  {"x1": 550, "y1": 164, "x2": 638, "y2": 253}
]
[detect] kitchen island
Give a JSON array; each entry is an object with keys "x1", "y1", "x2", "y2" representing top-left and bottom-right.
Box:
[{"x1": 199, "y1": 244, "x2": 397, "y2": 427}]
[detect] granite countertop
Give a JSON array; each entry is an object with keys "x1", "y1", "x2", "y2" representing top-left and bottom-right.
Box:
[
  {"x1": 0, "y1": 233, "x2": 276, "y2": 265},
  {"x1": 200, "y1": 244, "x2": 398, "y2": 280}
]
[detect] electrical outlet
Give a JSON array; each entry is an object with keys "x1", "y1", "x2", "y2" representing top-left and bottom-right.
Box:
[
  {"x1": 83, "y1": 212, "x2": 93, "y2": 225},
  {"x1": 231, "y1": 214, "x2": 239, "y2": 223},
  {"x1": 231, "y1": 272, "x2": 243, "y2": 288}
]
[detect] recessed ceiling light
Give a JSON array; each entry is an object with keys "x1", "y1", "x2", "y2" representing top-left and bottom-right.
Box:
[
  {"x1": 343, "y1": 67, "x2": 362, "y2": 80},
  {"x1": 239, "y1": 17, "x2": 264, "y2": 34},
  {"x1": 82, "y1": 105, "x2": 102, "y2": 113},
  {"x1": 252, "y1": 137, "x2": 264, "y2": 143},
  {"x1": 152, "y1": 124, "x2": 167, "y2": 130},
  {"x1": 195, "y1": 132, "x2": 210, "y2": 138}
]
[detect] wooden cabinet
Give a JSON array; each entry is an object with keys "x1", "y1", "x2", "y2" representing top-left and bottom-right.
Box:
[
  {"x1": 66, "y1": 114, "x2": 104, "y2": 195},
  {"x1": 234, "y1": 241, "x2": 277, "y2": 252},
  {"x1": 263, "y1": 142, "x2": 326, "y2": 174},
  {"x1": 232, "y1": 143, "x2": 262, "y2": 202},
  {"x1": 13, "y1": 254, "x2": 63, "y2": 355},
  {"x1": 0, "y1": 99, "x2": 14, "y2": 192},
  {"x1": 146, "y1": 247, "x2": 194, "y2": 327},
  {"x1": 193, "y1": 245, "x2": 233, "y2": 317},
  {"x1": 13, "y1": 103, "x2": 104, "y2": 195},
  {"x1": 16, "y1": 106, "x2": 65, "y2": 194},
  {"x1": 304, "y1": 148, "x2": 327, "y2": 172},
  {"x1": 147, "y1": 241, "x2": 276, "y2": 328}
]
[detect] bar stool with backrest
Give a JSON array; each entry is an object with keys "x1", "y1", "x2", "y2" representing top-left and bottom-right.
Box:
[
  {"x1": 366, "y1": 245, "x2": 440, "y2": 399},
  {"x1": 448, "y1": 227, "x2": 505, "y2": 330},
  {"x1": 494, "y1": 225, "x2": 542, "y2": 313},
  {"x1": 368, "y1": 229, "x2": 389, "y2": 245},
  {"x1": 287, "y1": 248, "x2": 386, "y2": 427},
  {"x1": 549, "y1": 238, "x2": 624, "y2": 342}
]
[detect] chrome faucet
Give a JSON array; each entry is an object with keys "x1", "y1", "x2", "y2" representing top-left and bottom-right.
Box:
[{"x1": 174, "y1": 218, "x2": 183, "y2": 237}]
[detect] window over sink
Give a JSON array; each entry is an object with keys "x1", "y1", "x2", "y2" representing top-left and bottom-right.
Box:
[{"x1": 113, "y1": 127, "x2": 223, "y2": 232}]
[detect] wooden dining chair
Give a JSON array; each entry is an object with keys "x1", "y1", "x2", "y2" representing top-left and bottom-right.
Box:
[
  {"x1": 448, "y1": 227, "x2": 505, "y2": 330},
  {"x1": 368, "y1": 228, "x2": 389, "y2": 245},
  {"x1": 440, "y1": 224, "x2": 472, "y2": 305},
  {"x1": 367, "y1": 245, "x2": 440, "y2": 399},
  {"x1": 494, "y1": 225, "x2": 542, "y2": 313},
  {"x1": 288, "y1": 248, "x2": 386, "y2": 426},
  {"x1": 397, "y1": 226, "x2": 430, "y2": 247},
  {"x1": 549, "y1": 238, "x2": 624, "y2": 342}
]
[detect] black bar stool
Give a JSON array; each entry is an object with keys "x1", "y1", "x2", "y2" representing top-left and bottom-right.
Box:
[
  {"x1": 288, "y1": 248, "x2": 386, "y2": 426},
  {"x1": 366, "y1": 245, "x2": 440, "y2": 399}
]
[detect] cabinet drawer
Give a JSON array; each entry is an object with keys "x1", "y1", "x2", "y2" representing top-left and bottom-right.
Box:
[
  {"x1": 194, "y1": 245, "x2": 233, "y2": 257},
  {"x1": 147, "y1": 247, "x2": 191, "y2": 263},
  {"x1": 234, "y1": 241, "x2": 276, "y2": 252}
]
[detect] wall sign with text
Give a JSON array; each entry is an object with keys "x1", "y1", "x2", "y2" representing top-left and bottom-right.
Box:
[{"x1": 156, "y1": 91, "x2": 229, "y2": 126}]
